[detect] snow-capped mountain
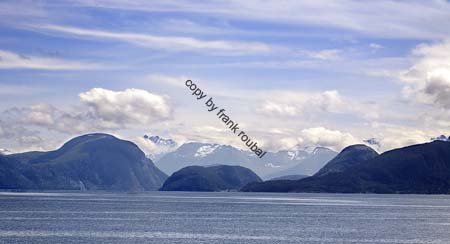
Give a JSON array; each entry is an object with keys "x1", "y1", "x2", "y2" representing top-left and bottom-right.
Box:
[
  {"x1": 155, "y1": 142, "x2": 337, "y2": 179},
  {"x1": 142, "y1": 135, "x2": 177, "y2": 161},
  {"x1": 144, "y1": 135, "x2": 177, "y2": 147},
  {"x1": 194, "y1": 144, "x2": 220, "y2": 157},
  {"x1": 431, "y1": 135, "x2": 450, "y2": 142},
  {"x1": 264, "y1": 147, "x2": 338, "y2": 179}
]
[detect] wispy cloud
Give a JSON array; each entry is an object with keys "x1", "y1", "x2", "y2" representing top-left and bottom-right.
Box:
[
  {"x1": 308, "y1": 49, "x2": 342, "y2": 60},
  {"x1": 30, "y1": 24, "x2": 272, "y2": 55},
  {"x1": 0, "y1": 49, "x2": 107, "y2": 70},
  {"x1": 71, "y1": 0, "x2": 450, "y2": 39},
  {"x1": 1, "y1": 1, "x2": 449, "y2": 153}
]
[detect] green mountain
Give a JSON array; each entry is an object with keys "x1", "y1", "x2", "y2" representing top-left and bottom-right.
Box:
[
  {"x1": 242, "y1": 141, "x2": 450, "y2": 194},
  {"x1": 1, "y1": 133, "x2": 167, "y2": 191},
  {"x1": 160, "y1": 165, "x2": 262, "y2": 192},
  {"x1": 314, "y1": 144, "x2": 379, "y2": 177}
]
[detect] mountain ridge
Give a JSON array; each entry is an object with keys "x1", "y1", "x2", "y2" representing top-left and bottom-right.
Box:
[
  {"x1": 1, "y1": 133, "x2": 167, "y2": 191},
  {"x1": 156, "y1": 142, "x2": 337, "y2": 179},
  {"x1": 242, "y1": 141, "x2": 450, "y2": 194}
]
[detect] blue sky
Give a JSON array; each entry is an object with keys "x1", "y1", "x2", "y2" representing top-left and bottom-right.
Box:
[{"x1": 1, "y1": 0, "x2": 450, "y2": 154}]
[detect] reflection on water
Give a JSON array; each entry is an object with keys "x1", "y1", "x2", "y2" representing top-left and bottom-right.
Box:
[{"x1": 0, "y1": 191, "x2": 449, "y2": 244}]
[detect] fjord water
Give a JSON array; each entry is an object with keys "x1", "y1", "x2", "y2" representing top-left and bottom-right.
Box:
[{"x1": 0, "y1": 192, "x2": 449, "y2": 244}]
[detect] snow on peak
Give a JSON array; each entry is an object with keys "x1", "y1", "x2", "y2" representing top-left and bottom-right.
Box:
[
  {"x1": 285, "y1": 150, "x2": 306, "y2": 160},
  {"x1": 143, "y1": 135, "x2": 177, "y2": 147},
  {"x1": 194, "y1": 144, "x2": 220, "y2": 157},
  {"x1": 287, "y1": 151, "x2": 295, "y2": 160},
  {"x1": 265, "y1": 163, "x2": 281, "y2": 168},
  {"x1": 294, "y1": 145, "x2": 331, "y2": 155},
  {"x1": 0, "y1": 148, "x2": 11, "y2": 155}
]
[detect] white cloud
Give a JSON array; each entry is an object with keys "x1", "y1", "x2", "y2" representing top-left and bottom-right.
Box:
[
  {"x1": 5, "y1": 103, "x2": 95, "y2": 134},
  {"x1": 300, "y1": 127, "x2": 358, "y2": 151},
  {"x1": 79, "y1": 88, "x2": 172, "y2": 128},
  {"x1": 31, "y1": 25, "x2": 271, "y2": 55},
  {"x1": 24, "y1": 104, "x2": 55, "y2": 126},
  {"x1": 0, "y1": 119, "x2": 44, "y2": 151},
  {"x1": 2, "y1": 88, "x2": 173, "y2": 134},
  {"x1": 371, "y1": 126, "x2": 429, "y2": 152},
  {"x1": 315, "y1": 90, "x2": 346, "y2": 113},
  {"x1": 309, "y1": 49, "x2": 341, "y2": 60},
  {"x1": 257, "y1": 101, "x2": 298, "y2": 117},
  {"x1": 266, "y1": 136, "x2": 301, "y2": 151},
  {"x1": 0, "y1": 49, "x2": 105, "y2": 70},
  {"x1": 256, "y1": 90, "x2": 378, "y2": 120},
  {"x1": 401, "y1": 40, "x2": 450, "y2": 109}
]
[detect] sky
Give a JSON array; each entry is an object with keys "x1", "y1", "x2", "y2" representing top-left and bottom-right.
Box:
[{"x1": 1, "y1": 0, "x2": 450, "y2": 155}]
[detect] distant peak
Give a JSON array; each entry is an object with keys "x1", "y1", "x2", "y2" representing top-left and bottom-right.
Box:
[
  {"x1": 431, "y1": 135, "x2": 450, "y2": 142},
  {"x1": 180, "y1": 142, "x2": 212, "y2": 148},
  {"x1": 290, "y1": 145, "x2": 334, "y2": 154},
  {"x1": 0, "y1": 148, "x2": 11, "y2": 155},
  {"x1": 195, "y1": 144, "x2": 220, "y2": 157},
  {"x1": 143, "y1": 135, "x2": 177, "y2": 147},
  {"x1": 312, "y1": 146, "x2": 334, "y2": 154}
]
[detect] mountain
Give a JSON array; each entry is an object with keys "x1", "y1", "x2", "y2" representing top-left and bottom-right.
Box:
[
  {"x1": 270, "y1": 175, "x2": 309, "y2": 181},
  {"x1": 431, "y1": 135, "x2": 450, "y2": 142},
  {"x1": 160, "y1": 165, "x2": 262, "y2": 192},
  {"x1": 142, "y1": 135, "x2": 177, "y2": 161},
  {"x1": 1, "y1": 133, "x2": 167, "y2": 191},
  {"x1": 242, "y1": 141, "x2": 450, "y2": 194},
  {"x1": 0, "y1": 155, "x2": 36, "y2": 189},
  {"x1": 264, "y1": 147, "x2": 337, "y2": 179},
  {"x1": 144, "y1": 135, "x2": 177, "y2": 147},
  {"x1": 0, "y1": 149, "x2": 11, "y2": 155},
  {"x1": 155, "y1": 142, "x2": 336, "y2": 179},
  {"x1": 314, "y1": 144, "x2": 378, "y2": 177},
  {"x1": 156, "y1": 143, "x2": 255, "y2": 174}
]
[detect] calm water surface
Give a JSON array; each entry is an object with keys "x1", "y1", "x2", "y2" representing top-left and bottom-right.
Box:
[{"x1": 0, "y1": 191, "x2": 449, "y2": 244}]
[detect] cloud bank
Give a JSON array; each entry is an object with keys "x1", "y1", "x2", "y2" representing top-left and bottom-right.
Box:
[
  {"x1": 3, "y1": 88, "x2": 172, "y2": 135},
  {"x1": 402, "y1": 40, "x2": 450, "y2": 109}
]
